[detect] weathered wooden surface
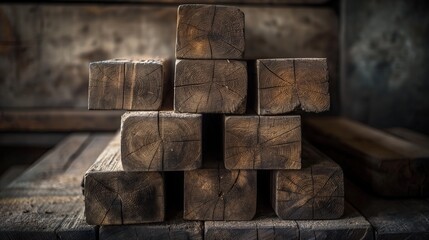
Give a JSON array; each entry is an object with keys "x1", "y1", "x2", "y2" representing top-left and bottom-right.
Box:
[
  {"x1": 121, "y1": 111, "x2": 202, "y2": 171},
  {"x1": 0, "y1": 133, "x2": 112, "y2": 239},
  {"x1": 305, "y1": 116, "x2": 429, "y2": 197},
  {"x1": 386, "y1": 128, "x2": 429, "y2": 149},
  {"x1": 346, "y1": 179, "x2": 429, "y2": 239},
  {"x1": 256, "y1": 58, "x2": 329, "y2": 114},
  {"x1": 224, "y1": 115, "x2": 301, "y2": 170},
  {"x1": 176, "y1": 4, "x2": 245, "y2": 59},
  {"x1": 0, "y1": 5, "x2": 337, "y2": 110},
  {"x1": 84, "y1": 133, "x2": 165, "y2": 225},
  {"x1": 184, "y1": 161, "x2": 257, "y2": 220},
  {"x1": 174, "y1": 59, "x2": 247, "y2": 113},
  {"x1": 0, "y1": 109, "x2": 122, "y2": 132},
  {"x1": 89, "y1": 58, "x2": 170, "y2": 110},
  {"x1": 25, "y1": 0, "x2": 330, "y2": 4},
  {"x1": 205, "y1": 202, "x2": 371, "y2": 240},
  {"x1": 271, "y1": 141, "x2": 344, "y2": 220},
  {"x1": 100, "y1": 215, "x2": 203, "y2": 240}
]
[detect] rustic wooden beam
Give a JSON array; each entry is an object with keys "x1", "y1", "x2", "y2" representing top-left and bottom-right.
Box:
[
  {"x1": 386, "y1": 127, "x2": 429, "y2": 149},
  {"x1": 256, "y1": 58, "x2": 329, "y2": 114},
  {"x1": 84, "y1": 133, "x2": 165, "y2": 225},
  {"x1": 304, "y1": 116, "x2": 429, "y2": 197},
  {"x1": 0, "y1": 109, "x2": 122, "y2": 132},
  {"x1": 174, "y1": 59, "x2": 247, "y2": 113},
  {"x1": 271, "y1": 141, "x2": 344, "y2": 220},
  {"x1": 88, "y1": 58, "x2": 170, "y2": 110},
  {"x1": 176, "y1": 4, "x2": 245, "y2": 59},
  {"x1": 121, "y1": 111, "x2": 202, "y2": 171},
  {"x1": 224, "y1": 115, "x2": 301, "y2": 170},
  {"x1": 184, "y1": 161, "x2": 257, "y2": 221}
]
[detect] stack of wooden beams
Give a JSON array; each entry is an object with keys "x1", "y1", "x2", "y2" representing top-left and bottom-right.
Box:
[{"x1": 83, "y1": 3, "x2": 345, "y2": 230}]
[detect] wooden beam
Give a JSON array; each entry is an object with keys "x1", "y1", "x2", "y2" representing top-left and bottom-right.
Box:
[
  {"x1": 174, "y1": 60, "x2": 247, "y2": 113},
  {"x1": 89, "y1": 58, "x2": 170, "y2": 110},
  {"x1": 346, "y1": 179, "x2": 429, "y2": 239},
  {"x1": 224, "y1": 115, "x2": 301, "y2": 170},
  {"x1": 176, "y1": 4, "x2": 245, "y2": 59},
  {"x1": 121, "y1": 111, "x2": 202, "y2": 171},
  {"x1": 386, "y1": 127, "x2": 429, "y2": 149},
  {"x1": 0, "y1": 109, "x2": 122, "y2": 132},
  {"x1": 184, "y1": 161, "x2": 257, "y2": 220},
  {"x1": 304, "y1": 117, "x2": 429, "y2": 197},
  {"x1": 271, "y1": 141, "x2": 344, "y2": 220},
  {"x1": 84, "y1": 133, "x2": 165, "y2": 225},
  {"x1": 256, "y1": 58, "x2": 329, "y2": 114}
]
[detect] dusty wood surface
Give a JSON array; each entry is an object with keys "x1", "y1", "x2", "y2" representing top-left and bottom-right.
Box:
[
  {"x1": 0, "y1": 133, "x2": 112, "y2": 239},
  {"x1": 256, "y1": 58, "x2": 329, "y2": 114},
  {"x1": 121, "y1": 111, "x2": 202, "y2": 171},
  {"x1": 100, "y1": 214, "x2": 203, "y2": 240},
  {"x1": 184, "y1": 161, "x2": 257, "y2": 221},
  {"x1": 89, "y1": 58, "x2": 170, "y2": 110},
  {"x1": 174, "y1": 59, "x2": 247, "y2": 113},
  {"x1": 176, "y1": 5, "x2": 245, "y2": 59},
  {"x1": 224, "y1": 115, "x2": 301, "y2": 170},
  {"x1": 346, "y1": 179, "x2": 429, "y2": 239},
  {"x1": 84, "y1": 133, "x2": 165, "y2": 225},
  {"x1": 305, "y1": 116, "x2": 429, "y2": 197},
  {"x1": 271, "y1": 141, "x2": 344, "y2": 220},
  {"x1": 386, "y1": 128, "x2": 429, "y2": 149},
  {"x1": 0, "y1": 109, "x2": 122, "y2": 132},
  {"x1": 205, "y1": 202, "x2": 371, "y2": 240}
]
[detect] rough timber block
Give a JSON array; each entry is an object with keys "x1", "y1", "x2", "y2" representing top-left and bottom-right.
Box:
[
  {"x1": 256, "y1": 58, "x2": 329, "y2": 114},
  {"x1": 174, "y1": 59, "x2": 247, "y2": 113},
  {"x1": 176, "y1": 4, "x2": 245, "y2": 59},
  {"x1": 224, "y1": 115, "x2": 301, "y2": 170},
  {"x1": 121, "y1": 111, "x2": 202, "y2": 171}
]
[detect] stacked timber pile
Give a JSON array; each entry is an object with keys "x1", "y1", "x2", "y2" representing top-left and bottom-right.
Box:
[{"x1": 83, "y1": 3, "x2": 345, "y2": 232}]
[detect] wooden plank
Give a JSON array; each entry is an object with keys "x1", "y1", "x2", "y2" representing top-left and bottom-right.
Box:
[
  {"x1": 174, "y1": 59, "x2": 247, "y2": 113},
  {"x1": 89, "y1": 58, "x2": 170, "y2": 110},
  {"x1": 184, "y1": 161, "x2": 257, "y2": 220},
  {"x1": 13, "y1": 0, "x2": 330, "y2": 4},
  {"x1": 386, "y1": 128, "x2": 429, "y2": 149},
  {"x1": 99, "y1": 215, "x2": 203, "y2": 240},
  {"x1": 176, "y1": 4, "x2": 245, "y2": 59},
  {"x1": 84, "y1": 133, "x2": 165, "y2": 225},
  {"x1": 305, "y1": 116, "x2": 429, "y2": 197},
  {"x1": 256, "y1": 58, "x2": 329, "y2": 114},
  {"x1": 346, "y1": 179, "x2": 429, "y2": 239},
  {"x1": 224, "y1": 115, "x2": 301, "y2": 170},
  {"x1": 205, "y1": 202, "x2": 371, "y2": 240},
  {"x1": 271, "y1": 141, "x2": 344, "y2": 220},
  {"x1": 0, "y1": 109, "x2": 122, "y2": 132},
  {"x1": 205, "y1": 212, "x2": 299, "y2": 239},
  {"x1": 0, "y1": 195, "x2": 89, "y2": 240},
  {"x1": 121, "y1": 111, "x2": 202, "y2": 171},
  {"x1": 1, "y1": 134, "x2": 112, "y2": 197},
  {"x1": 297, "y1": 202, "x2": 373, "y2": 239},
  {"x1": 56, "y1": 203, "x2": 97, "y2": 240}
]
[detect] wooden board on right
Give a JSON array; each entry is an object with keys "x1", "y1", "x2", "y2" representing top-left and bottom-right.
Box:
[{"x1": 304, "y1": 116, "x2": 429, "y2": 197}]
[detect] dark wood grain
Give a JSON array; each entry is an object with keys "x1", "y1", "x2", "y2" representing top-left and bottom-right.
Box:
[
  {"x1": 271, "y1": 141, "x2": 344, "y2": 220},
  {"x1": 84, "y1": 133, "x2": 165, "y2": 225},
  {"x1": 184, "y1": 162, "x2": 257, "y2": 221},
  {"x1": 346, "y1": 179, "x2": 429, "y2": 239},
  {"x1": 174, "y1": 59, "x2": 247, "y2": 113},
  {"x1": 121, "y1": 111, "x2": 202, "y2": 171},
  {"x1": 176, "y1": 4, "x2": 245, "y2": 59},
  {"x1": 224, "y1": 115, "x2": 301, "y2": 170},
  {"x1": 256, "y1": 58, "x2": 329, "y2": 114},
  {"x1": 305, "y1": 116, "x2": 429, "y2": 197},
  {"x1": 89, "y1": 58, "x2": 169, "y2": 110}
]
